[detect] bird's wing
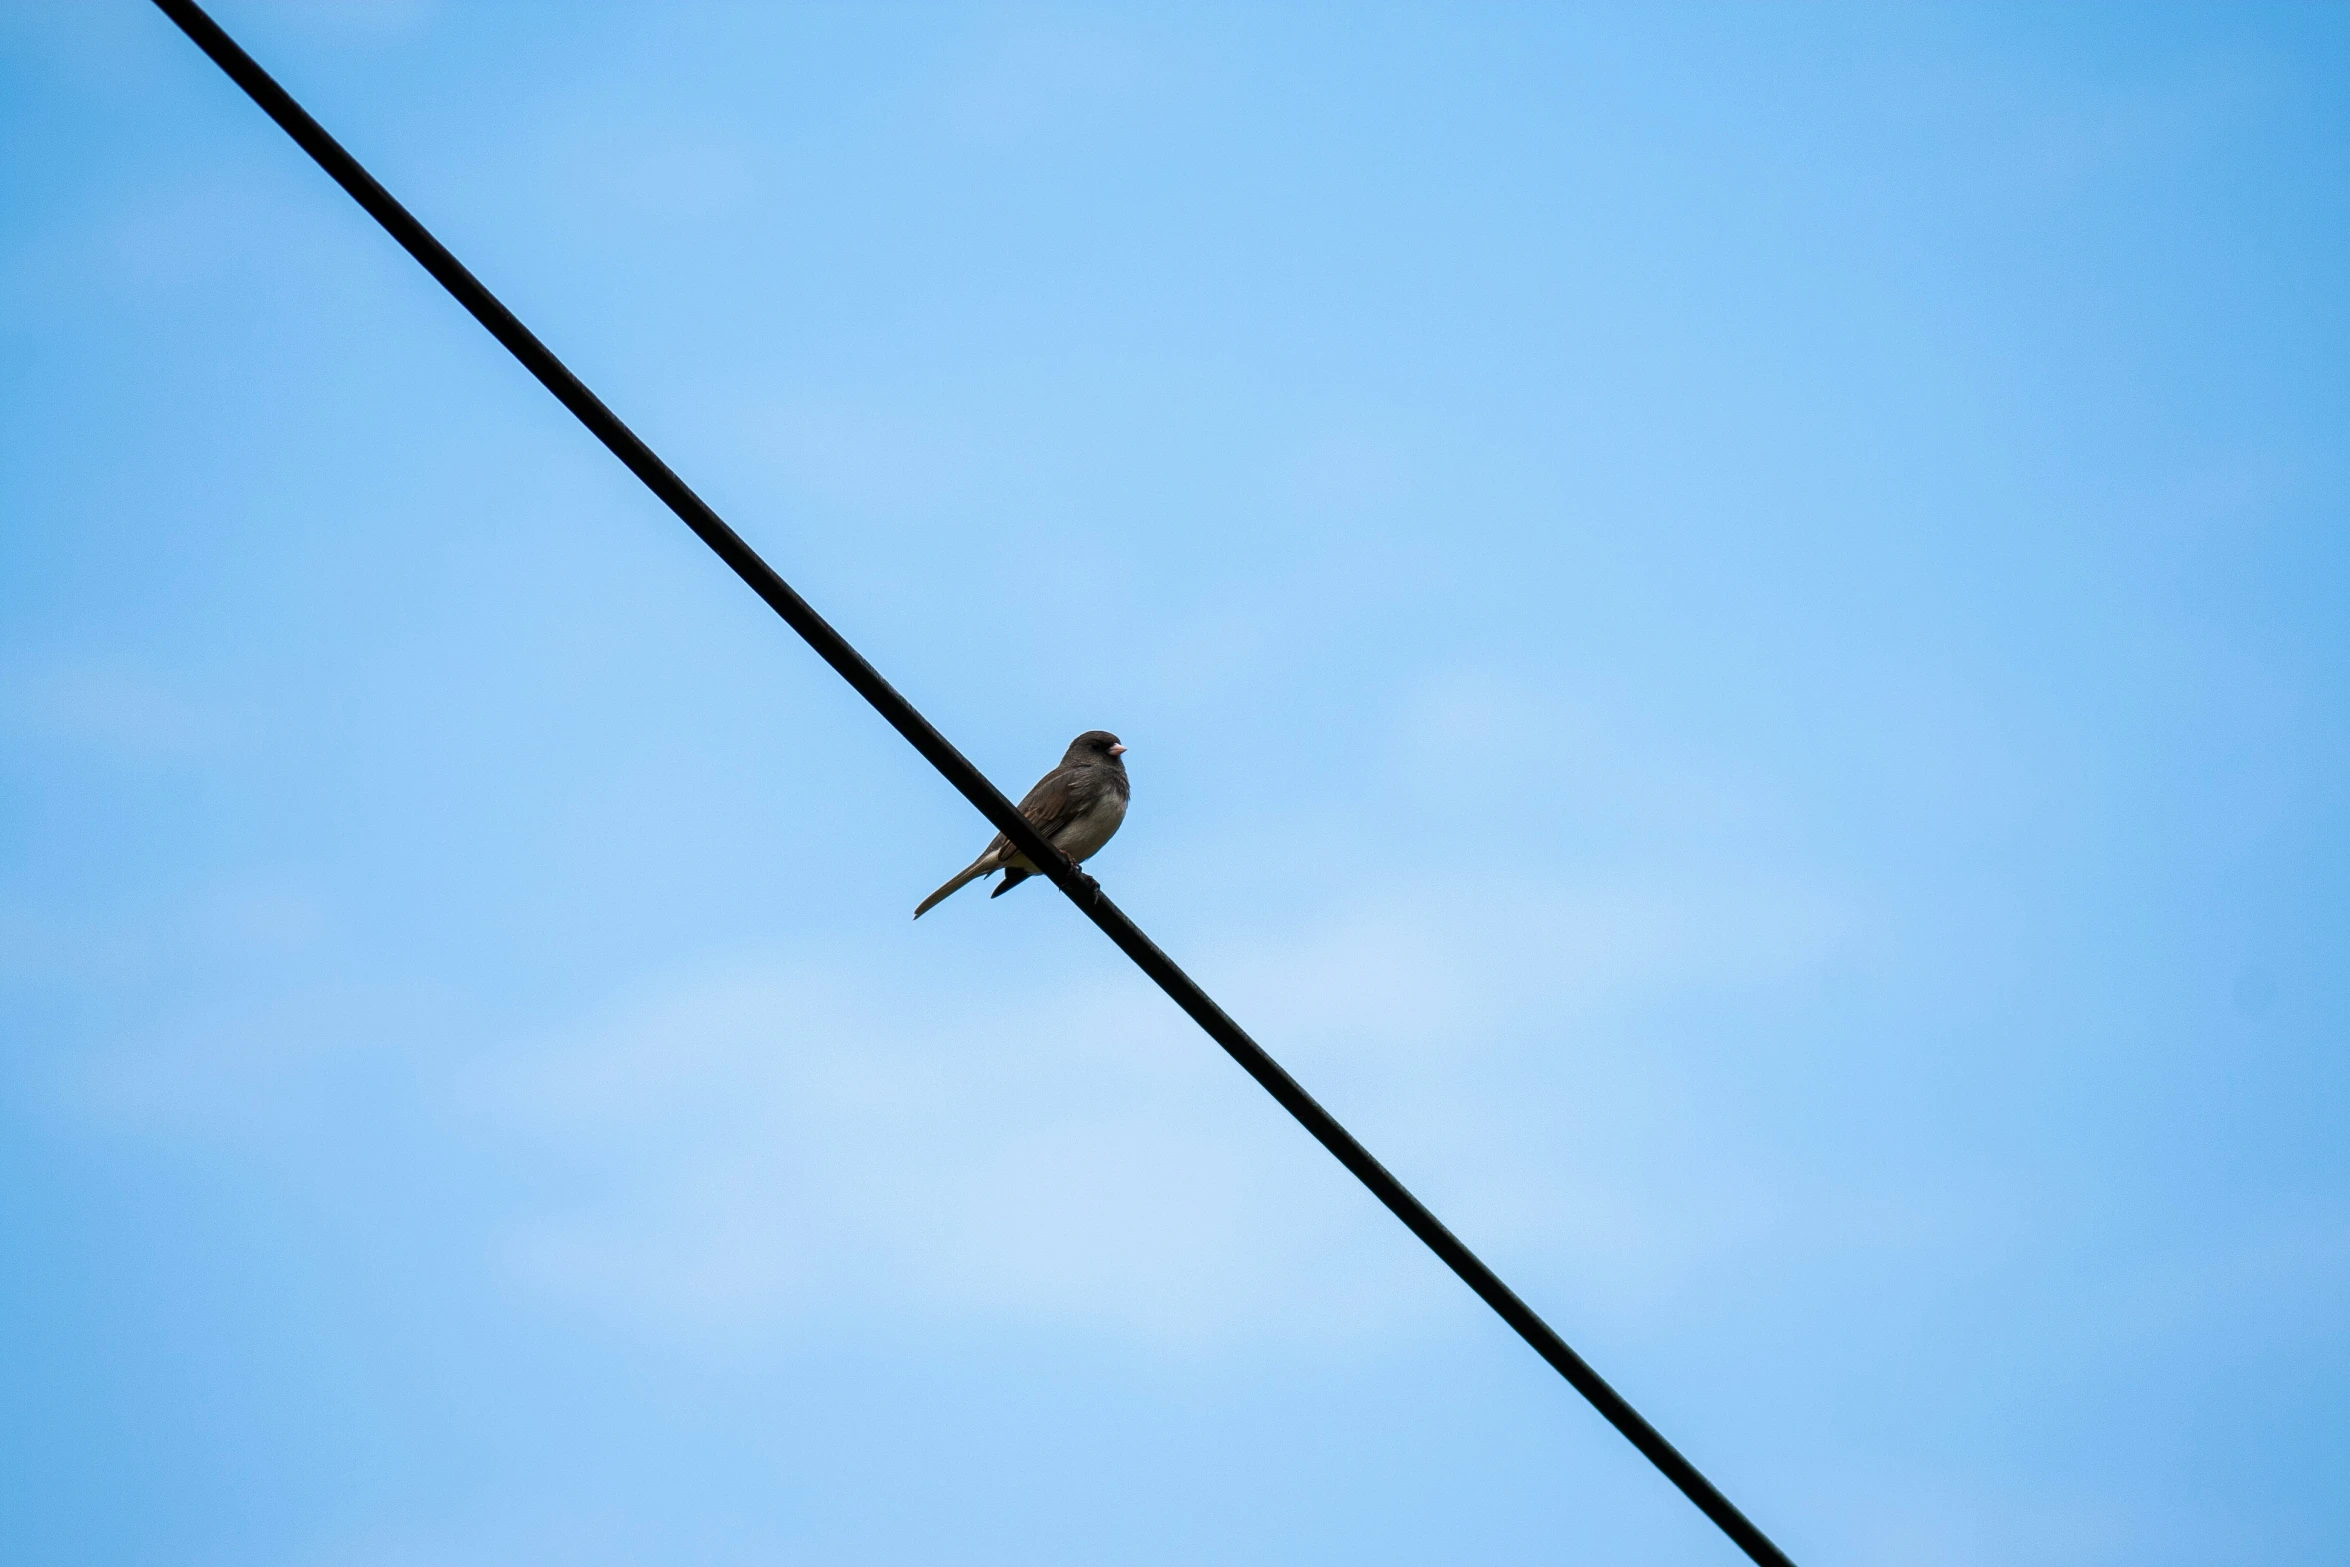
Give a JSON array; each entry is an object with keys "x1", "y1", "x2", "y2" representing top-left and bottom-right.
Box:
[
  {"x1": 947, "y1": 765, "x2": 1083, "y2": 871},
  {"x1": 918, "y1": 764, "x2": 1102, "y2": 917},
  {"x1": 1014, "y1": 765, "x2": 1090, "y2": 843}
]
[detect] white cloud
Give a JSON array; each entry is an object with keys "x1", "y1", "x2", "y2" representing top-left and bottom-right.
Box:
[
  {"x1": 464, "y1": 952, "x2": 1445, "y2": 1352},
  {"x1": 457, "y1": 866, "x2": 1858, "y2": 1353}
]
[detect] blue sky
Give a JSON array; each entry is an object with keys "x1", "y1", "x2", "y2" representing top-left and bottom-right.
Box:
[{"x1": 3, "y1": 3, "x2": 2346, "y2": 1563}]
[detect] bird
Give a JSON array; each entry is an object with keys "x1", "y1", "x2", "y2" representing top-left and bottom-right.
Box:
[{"x1": 914, "y1": 730, "x2": 1130, "y2": 918}]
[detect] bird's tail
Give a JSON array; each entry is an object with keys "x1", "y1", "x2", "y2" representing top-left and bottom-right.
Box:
[{"x1": 913, "y1": 859, "x2": 990, "y2": 919}]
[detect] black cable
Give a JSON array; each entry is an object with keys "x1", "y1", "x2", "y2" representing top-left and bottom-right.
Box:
[{"x1": 147, "y1": 5, "x2": 1803, "y2": 1563}]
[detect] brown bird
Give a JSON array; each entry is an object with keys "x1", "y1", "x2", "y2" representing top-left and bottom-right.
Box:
[{"x1": 914, "y1": 730, "x2": 1130, "y2": 918}]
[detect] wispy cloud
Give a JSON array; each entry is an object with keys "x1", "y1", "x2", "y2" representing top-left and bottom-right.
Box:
[{"x1": 452, "y1": 865, "x2": 1857, "y2": 1353}]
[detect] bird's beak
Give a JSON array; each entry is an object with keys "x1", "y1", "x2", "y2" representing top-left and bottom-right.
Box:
[{"x1": 1109, "y1": 743, "x2": 1127, "y2": 756}]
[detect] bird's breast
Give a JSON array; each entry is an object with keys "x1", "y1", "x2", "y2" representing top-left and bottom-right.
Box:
[{"x1": 1051, "y1": 787, "x2": 1128, "y2": 864}]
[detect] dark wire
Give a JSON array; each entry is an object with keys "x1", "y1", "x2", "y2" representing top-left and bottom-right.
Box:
[{"x1": 147, "y1": 4, "x2": 1802, "y2": 1562}]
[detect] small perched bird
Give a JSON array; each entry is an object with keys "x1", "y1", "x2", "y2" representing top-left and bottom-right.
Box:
[{"x1": 914, "y1": 730, "x2": 1130, "y2": 918}]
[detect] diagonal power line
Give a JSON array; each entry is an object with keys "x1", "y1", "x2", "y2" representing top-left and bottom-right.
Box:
[{"x1": 148, "y1": 4, "x2": 1801, "y2": 1563}]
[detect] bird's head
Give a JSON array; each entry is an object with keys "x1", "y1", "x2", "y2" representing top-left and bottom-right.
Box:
[{"x1": 1068, "y1": 729, "x2": 1127, "y2": 764}]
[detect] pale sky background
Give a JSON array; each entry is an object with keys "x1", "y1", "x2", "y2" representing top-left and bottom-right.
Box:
[{"x1": 3, "y1": 3, "x2": 2347, "y2": 1564}]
